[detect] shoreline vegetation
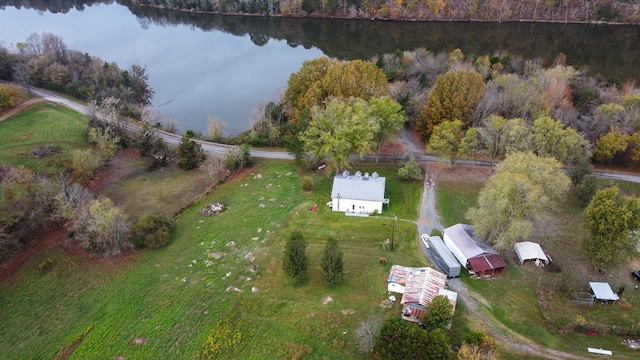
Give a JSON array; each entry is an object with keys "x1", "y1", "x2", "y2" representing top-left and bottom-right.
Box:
[
  {"x1": 125, "y1": 0, "x2": 640, "y2": 25},
  {"x1": 1, "y1": 0, "x2": 639, "y2": 25}
]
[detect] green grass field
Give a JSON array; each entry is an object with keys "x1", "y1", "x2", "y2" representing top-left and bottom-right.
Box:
[
  {"x1": 0, "y1": 160, "x2": 427, "y2": 359},
  {"x1": 0, "y1": 102, "x2": 88, "y2": 173}
]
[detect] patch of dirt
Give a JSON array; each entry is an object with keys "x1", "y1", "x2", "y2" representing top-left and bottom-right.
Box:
[
  {"x1": 378, "y1": 140, "x2": 405, "y2": 157},
  {"x1": 87, "y1": 147, "x2": 147, "y2": 192},
  {"x1": 431, "y1": 163, "x2": 491, "y2": 185},
  {"x1": 0, "y1": 222, "x2": 67, "y2": 282},
  {"x1": 0, "y1": 98, "x2": 47, "y2": 122}
]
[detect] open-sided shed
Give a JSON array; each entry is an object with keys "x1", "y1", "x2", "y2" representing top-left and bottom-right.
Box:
[
  {"x1": 589, "y1": 282, "x2": 619, "y2": 303},
  {"x1": 514, "y1": 241, "x2": 549, "y2": 266}
]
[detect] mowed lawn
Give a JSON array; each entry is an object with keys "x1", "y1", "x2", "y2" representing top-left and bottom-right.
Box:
[
  {"x1": 0, "y1": 102, "x2": 88, "y2": 173},
  {"x1": 0, "y1": 160, "x2": 427, "y2": 359}
]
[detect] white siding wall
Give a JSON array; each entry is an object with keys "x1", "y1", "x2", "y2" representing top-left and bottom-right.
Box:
[
  {"x1": 332, "y1": 198, "x2": 382, "y2": 214},
  {"x1": 443, "y1": 233, "x2": 468, "y2": 267}
]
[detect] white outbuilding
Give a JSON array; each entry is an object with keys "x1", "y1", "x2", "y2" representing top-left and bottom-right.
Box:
[
  {"x1": 589, "y1": 282, "x2": 619, "y2": 303},
  {"x1": 514, "y1": 241, "x2": 549, "y2": 266}
]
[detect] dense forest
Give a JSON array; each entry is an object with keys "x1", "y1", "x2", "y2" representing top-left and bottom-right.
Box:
[{"x1": 1, "y1": 0, "x2": 640, "y2": 23}]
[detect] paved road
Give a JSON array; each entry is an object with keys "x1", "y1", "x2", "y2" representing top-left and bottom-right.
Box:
[
  {"x1": 30, "y1": 88, "x2": 294, "y2": 160},
  {"x1": 30, "y1": 88, "x2": 640, "y2": 183}
]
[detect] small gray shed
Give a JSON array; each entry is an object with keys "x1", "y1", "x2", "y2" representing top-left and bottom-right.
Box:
[{"x1": 428, "y1": 236, "x2": 461, "y2": 278}]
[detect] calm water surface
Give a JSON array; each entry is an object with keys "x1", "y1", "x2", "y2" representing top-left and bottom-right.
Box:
[
  {"x1": 2, "y1": 2, "x2": 639, "y2": 135},
  {"x1": 0, "y1": 4, "x2": 323, "y2": 135}
]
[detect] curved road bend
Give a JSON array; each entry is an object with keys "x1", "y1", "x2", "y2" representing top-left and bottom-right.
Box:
[{"x1": 31, "y1": 88, "x2": 640, "y2": 181}]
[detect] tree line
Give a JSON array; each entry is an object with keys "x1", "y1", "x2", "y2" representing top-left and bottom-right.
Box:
[
  {"x1": 123, "y1": 0, "x2": 640, "y2": 24},
  {"x1": 0, "y1": 32, "x2": 153, "y2": 116},
  {"x1": 3, "y1": 0, "x2": 639, "y2": 24}
]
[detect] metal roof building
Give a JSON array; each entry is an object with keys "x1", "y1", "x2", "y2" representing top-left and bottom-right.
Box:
[
  {"x1": 589, "y1": 282, "x2": 620, "y2": 302},
  {"x1": 330, "y1": 170, "x2": 388, "y2": 214},
  {"x1": 387, "y1": 265, "x2": 456, "y2": 323},
  {"x1": 428, "y1": 236, "x2": 461, "y2": 277},
  {"x1": 514, "y1": 241, "x2": 549, "y2": 266}
]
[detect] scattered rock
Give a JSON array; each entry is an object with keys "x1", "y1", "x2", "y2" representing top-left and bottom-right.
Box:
[
  {"x1": 257, "y1": 228, "x2": 262, "y2": 233},
  {"x1": 132, "y1": 337, "x2": 147, "y2": 345},
  {"x1": 205, "y1": 260, "x2": 213, "y2": 267},
  {"x1": 254, "y1": 174, "x2": 262, "y2": 179},
  {"x1": 225, "y1": 286, "x2": 242, "y2": 292},
  {"x1": 181, "y1": 277, "x2": 187, "y2": 283},
  {"x1": 285, "y1": 172, "x2": 292, "y2": 176},
  {"x1": 266, "y1": 183, "x2": 273, "y2": 188},
  {"x1": 322, "y1": 296, "x2": 334, "y2": 305},
  {"x1": 226, "y1": 241, "x2": 236, "y2": 248},
  {"x1": 245, "y1": 252, "x2": 256, "y2": 262},
  {"x1": 269, "y1": 197, "x2": 277, "y2": 202},
  {"x1": 201, "y1": 202, "x2": 226, "y2": 216},
  {"x1": 259, "y1": 204, "x2": 266, "y2": 208},
  {"x1": 208, "y1": 252, "x2": 222, "y2": 259},
  {"x1": 251, "y1": 237, "x2": 259, "y2": 241},
  {"x1": 380, "y1": 299, "x2": 393, "y2": 308},
  {"x1": 252, "y1": 287, "x2": 259, "y2": 293},
  {"x1": 342, "y1": 309, "x2": 356, "y2": 315}
]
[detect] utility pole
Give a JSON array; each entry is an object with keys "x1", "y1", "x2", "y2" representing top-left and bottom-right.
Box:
[{"x1": 391, "y1": 212, "x2": 397, "y2": 250}]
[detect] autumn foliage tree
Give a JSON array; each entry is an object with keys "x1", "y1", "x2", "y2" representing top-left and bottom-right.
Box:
[
  {"x1": 284, "y1": 57, "x2": 391, "y2": 125},
  {"x1": 466, "y1": 152, "x2": 570, "y2": 250},
  {"x1": 300, "y1": 96, "x2": 402, "y2": 171},
  {"x1": 418, "y1": 69, "x2": 485, "y2": 138},
  {"x1": 427, "y1": 120, "x2": 478, "y2": 167},
  {"x1": 583, "y1": 187, "x2": 640, "y2": 268}
]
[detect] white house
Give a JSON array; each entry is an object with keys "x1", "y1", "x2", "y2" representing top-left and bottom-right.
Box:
[{"x1": 330, "y1": 170, "x2": 388, "y2": 214}]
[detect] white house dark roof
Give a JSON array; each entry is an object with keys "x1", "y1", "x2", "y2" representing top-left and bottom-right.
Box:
[
  {"x1": 331, "y1": 171, "x2": 385, "y2": 202},
  {"x1": 444, "y1": 224, "x2": 496, "y2": 260},
  {"x1": 514, "y1": 242, "x2": 548, "y2": 264},
  {"x1": 589, "y1": 282, "x2": 619, "y2": 301}
]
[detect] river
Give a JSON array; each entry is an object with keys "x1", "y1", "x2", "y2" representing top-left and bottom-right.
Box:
[{"x1": 1, "y1": 1, "x2": 639, "y2": 135}]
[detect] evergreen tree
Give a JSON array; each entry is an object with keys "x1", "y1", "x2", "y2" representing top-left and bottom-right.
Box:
[
  {"x1": 283, "y1": 231, "x2": 308, "y2": 283},
  {"x1": 321, "y1": 237, "x2": 344, "y2": 287},
  {"x1": 177, "y1": 133, "x2": 205, "y2": 170}
]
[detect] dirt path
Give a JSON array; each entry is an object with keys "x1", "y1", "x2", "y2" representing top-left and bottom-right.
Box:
[
  {"x1": 415, "y1": 167, "x2": 584, "y2": 359},
  {"x1": 0, "y1": 98, "x2": 46, "y2": 122}
]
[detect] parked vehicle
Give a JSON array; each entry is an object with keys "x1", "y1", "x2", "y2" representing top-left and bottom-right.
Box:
[
  {"x1": 632, "y1": 270, "x2": 640, "y2": 281},
  {"x1": 421, "y1": 234, "x2": 430, "y2": 248}
]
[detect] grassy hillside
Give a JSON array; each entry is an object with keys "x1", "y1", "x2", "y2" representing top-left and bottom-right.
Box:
[
  {"x1": 0, "y1": 159, "x2": 426, "y2": 359},
  {"x1": 0, "y1": 102, "x2": 88, "y2": 173}
]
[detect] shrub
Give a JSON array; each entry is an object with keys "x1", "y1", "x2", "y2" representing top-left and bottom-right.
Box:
[
  {"x1": 178, "y1": 133, "x2": 205, "y2": 170},
  {"x1": 378, "y1": 257, "x2": 387, "y2": 265},
  {"x1": 225, "y1": 144, "x2": 252, "y2": 172},
  {"x1": 38, "y1": 258, "x2": 54, "y2": 273},
  {"x1": 131, "y1": 215, "x2": 174, "y2": 248},
  {"x1": 197, "y1": 318, "x2": 242, "y2": 359},
  {"x1": 300, "y1": 176, "x2": 314, "y2": 191},
  {"x1": 397, "y1": 159, "x2": 423, "y2": 181}
]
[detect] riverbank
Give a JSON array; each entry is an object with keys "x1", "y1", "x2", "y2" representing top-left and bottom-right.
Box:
[{"x1": 128, "y1": 0, "x2": 640, "y2": 26}]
